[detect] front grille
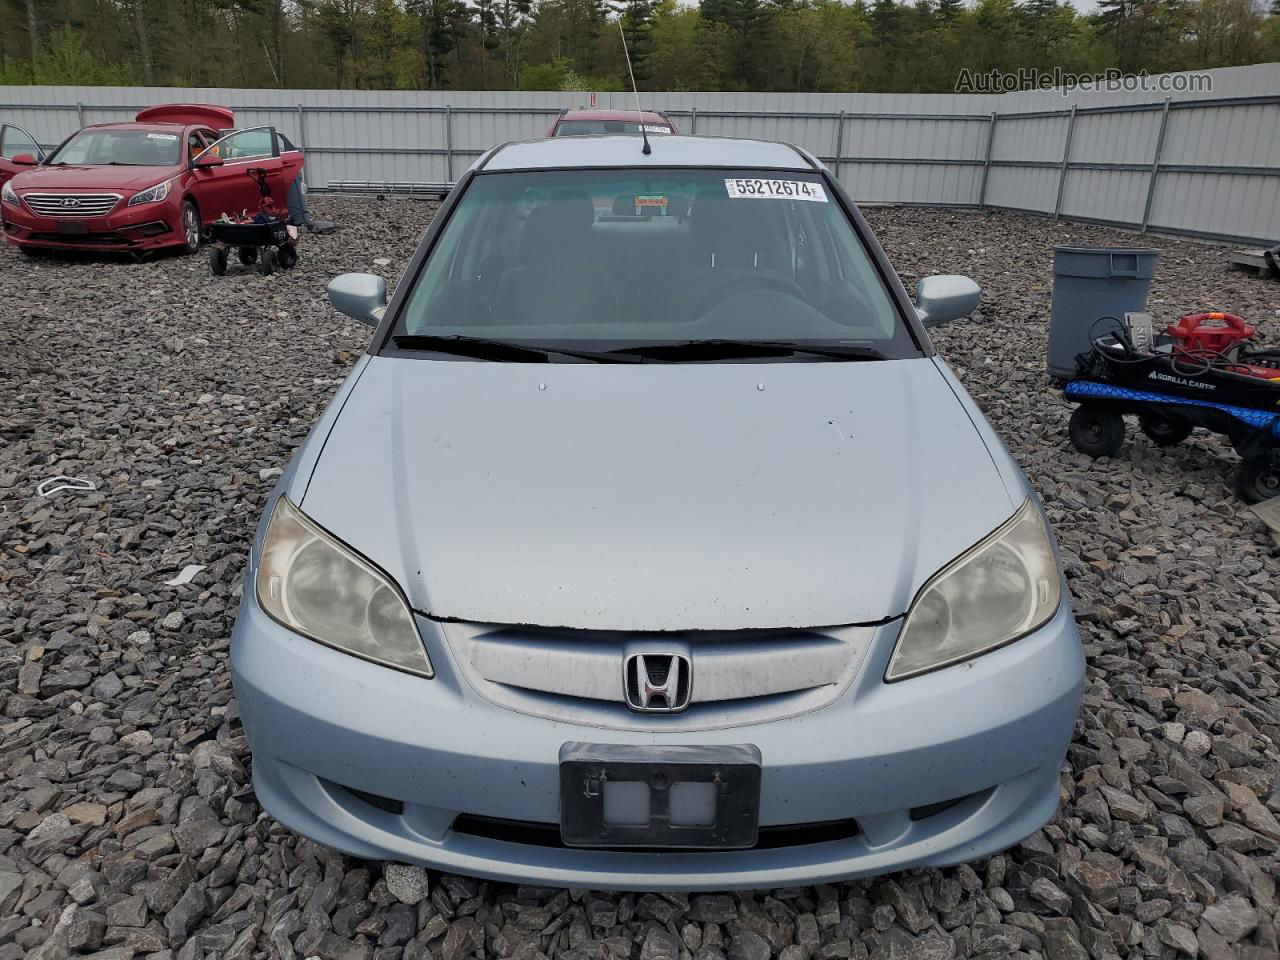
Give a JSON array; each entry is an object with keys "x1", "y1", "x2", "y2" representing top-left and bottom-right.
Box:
[
  {"x1": 452, "y1": 814, "x2": 861, "y2": 851},
  {"x1": 22, "y1": 193, "x2": 121, "y2": 218},
  {"x1": 442, "y1": 621, "x2": 875, "y2": 732}
]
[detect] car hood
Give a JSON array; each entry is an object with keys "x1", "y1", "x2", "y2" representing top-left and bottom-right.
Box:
[
  {"x1": 12, "y1": 164, "x2": 177, "y2": 193},
  {"x1": 300, "y1": 356, "x2": 1018, "y2": 632}
]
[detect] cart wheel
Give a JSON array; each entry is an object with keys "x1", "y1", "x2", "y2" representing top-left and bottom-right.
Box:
[
  {"x1": 276, "y1": 244, "x2": 298, "y2": 270},
  {"x1": 1234, "y1": 453, "x2": 1280, "y2": 504},
  {"x1": 258, "y1": 247, "x2": 277, "y2": 276},
  {"x1": 210, "y1": 246, "x2": 228, "y2": 276},
  {"x1": 1139, "y1": 411, "x2": 1193, "y2": 446},
  {"x1": 238, "y1": 246, "x2": 259, "y2": 266},
  {"x1": 1069, "y1": 406, "x2": 1125, "y2": 458}
]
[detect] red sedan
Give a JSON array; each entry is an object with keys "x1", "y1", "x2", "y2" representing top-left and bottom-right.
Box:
[
  {"x1": 546, "y1": 109, "x2": 678, "y2": 138},
  {"x1": 1, "y1": 104, "x2": 303, "y2": 256}
]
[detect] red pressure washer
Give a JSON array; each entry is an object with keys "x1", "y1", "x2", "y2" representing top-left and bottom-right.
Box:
[{"x1": 1165, "y1": 312, "x2": 1280, "y2": 382}]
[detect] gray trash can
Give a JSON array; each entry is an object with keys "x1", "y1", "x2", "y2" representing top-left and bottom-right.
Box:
[{"x1": 1048, "y1": 245, "x2": 1161, "y2": 378}]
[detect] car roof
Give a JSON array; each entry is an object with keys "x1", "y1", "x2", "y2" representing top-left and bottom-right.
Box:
[
  {"x1": 558, "y1": 109, "x2": 671, "y2": 124},
  {"x1": 83, "y1": 121, "x2": 198, "y2": 132},
  {"x1": 484, "y1": 135, "x2": 814, "y2": 172}
]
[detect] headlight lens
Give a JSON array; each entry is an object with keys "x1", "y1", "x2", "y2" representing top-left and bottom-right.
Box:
[
  {"x1": 886, "y1": 498, "x2": 1061, "y2": 682},
  {"x1": 127, "y1": 179, "x2": 171, "y2": 206},
  {"x1": 256, "y1": 496, "x2": 433, "y2": 677},
  {"x1": 1, "y1": 180, "x2": 19, "y2": 207}
]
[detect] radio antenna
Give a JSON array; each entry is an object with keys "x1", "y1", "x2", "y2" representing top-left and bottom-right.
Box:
[{"x1": 617, "y1": 18, "x2": 651, "y2": 155}]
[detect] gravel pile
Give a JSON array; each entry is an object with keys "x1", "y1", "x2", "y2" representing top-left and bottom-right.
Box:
[{"x1": 2, "y1": 199, "x2": 1278, "y2": 960}]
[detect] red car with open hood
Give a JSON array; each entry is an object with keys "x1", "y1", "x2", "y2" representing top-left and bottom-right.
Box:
[{"x1": 1, "y1": 104, "x2": 303, "y2": 256}]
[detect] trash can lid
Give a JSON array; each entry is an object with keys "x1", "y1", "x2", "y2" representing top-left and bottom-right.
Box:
[{"x1": 1052, "y1": 245, "x2": 1161, "y2": 256}]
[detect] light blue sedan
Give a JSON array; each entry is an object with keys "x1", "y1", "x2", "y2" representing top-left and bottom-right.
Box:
[{"x1": 231, "y1": 134, "x2": 1084, "y2": 890}]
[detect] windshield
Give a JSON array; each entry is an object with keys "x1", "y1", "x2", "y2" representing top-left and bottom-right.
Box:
[
  {"x1": 392, "y1": 168, "x2": 916, "y2": 359},
  {"x1": 555, "y1": 120, "x2": 673, "y2": 136},
  {"x1": 48, "y1": 128, "x2": 181, "y2": 166}
]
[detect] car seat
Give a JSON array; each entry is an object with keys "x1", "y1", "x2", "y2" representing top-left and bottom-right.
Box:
[
  {"x1": 492, "y1": 190, "x2": 620, "y2": 327},
  {"x1": 688, "y1": 189, "x2": 786, "y2": 270}
]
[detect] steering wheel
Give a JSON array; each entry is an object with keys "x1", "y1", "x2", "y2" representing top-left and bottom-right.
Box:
[{"x1": 694, "y1": 273, "x2": 806, "y2": 318}]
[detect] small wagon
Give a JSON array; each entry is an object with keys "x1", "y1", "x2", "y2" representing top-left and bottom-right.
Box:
[
  {"x1": 207, "y1": 166, "x2": 299, "y2": 276},
  {"x1": 208, "y1": 217, "x2": 297, "y2": 275},
  {"x1": 1063, "y1": 317, "x2": 1280, "y2": 502}
]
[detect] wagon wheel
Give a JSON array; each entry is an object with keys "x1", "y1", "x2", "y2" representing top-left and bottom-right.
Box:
[
  {"x1": 1234, "y1": 453, "x2": 1280, "y2": 504},
  {"x1": 210, "y1": 246, "x2": 228, "y2": 276},
  {"x1": 276, "y1": 244, "x2": 298, "y2": 270},
  {"x1": 1069, "y1": 406, "x2": 1125, "y2": 458},
  {"x1": 1139, "y1": 411, "x2": 1193, "y2": 446},
  {"x1": 238, "y1": 246, "x2": 259, "y2": 266}
]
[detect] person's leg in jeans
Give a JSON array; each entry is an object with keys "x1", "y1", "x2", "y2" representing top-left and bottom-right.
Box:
[{"x1": 286, "y1": 176, "x2": 337, "y2": 234}]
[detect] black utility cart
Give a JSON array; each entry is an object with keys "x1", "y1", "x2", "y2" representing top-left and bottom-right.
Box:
[{"x1": 207, "y1": 167, "x2": 298, "y2": 276}]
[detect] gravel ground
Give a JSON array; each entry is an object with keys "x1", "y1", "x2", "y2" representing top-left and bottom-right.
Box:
[{"x1": 2, "y1": 198, "x2": 1279, "y2": 960}]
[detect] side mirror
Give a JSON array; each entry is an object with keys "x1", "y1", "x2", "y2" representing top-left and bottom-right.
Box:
[
  {"x1": 12, "y1": 153, "x2": 37, "y2": 166},
  {"x1": 328, "y1": 273, "x2": 387, "y2": 327},
  {"x1": 915, "y1": 275, "x2": 981, "y2": 328},
  {"x1": 193, "y1": 155, "x2": 224, "y2": 169}
]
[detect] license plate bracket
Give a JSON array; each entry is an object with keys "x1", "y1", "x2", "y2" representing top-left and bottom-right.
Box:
[
  {"x1": 559, "y1": 743, "x2": 761, "y2": 849},
  {"x1": 56, "y1": 221, "x2": 89, "y2": 235}
]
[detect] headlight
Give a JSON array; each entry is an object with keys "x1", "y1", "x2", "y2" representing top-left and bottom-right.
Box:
[
  {"x1": 256, "y1": 496, "x2": 433, "y2": 677},
  {"x1": 886, "y1": 498, "x2": 1061, "y2": 682},
  {"x1": 1, "y1": 181, "x2": 19, "y2": 207},
  {"x1": 127, "y1": 179, "x2": 171, "y2": 206}
]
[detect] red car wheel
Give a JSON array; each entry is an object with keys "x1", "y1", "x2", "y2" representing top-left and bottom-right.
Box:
[{"x1": 181, "y1": 201, "x2": 200, "y2": 254}]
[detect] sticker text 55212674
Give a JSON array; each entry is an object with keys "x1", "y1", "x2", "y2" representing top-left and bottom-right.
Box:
[{"x1": 724, "y1": 178, "x2": 828, "y2": 202}]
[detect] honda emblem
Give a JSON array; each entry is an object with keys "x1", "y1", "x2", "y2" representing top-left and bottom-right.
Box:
[{"x1": 624, "y1": 654, "x2": 692, "y2": 713}]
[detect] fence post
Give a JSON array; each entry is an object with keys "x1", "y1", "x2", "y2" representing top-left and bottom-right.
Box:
[
  {"x1": 296, "y1": 103, "x2": 310, "y2": 190},
  {"x1": 1141, "y1": 97, "x2": 1172, "y2": 234},
  {"x1": 833, "y1": 110, "x2": 846, "y2": 184},
  {"x1": 1054, "y1": 104, "x2": 1077, "y2": 220},
  {"x1": 76, "y1": 100, "x2": 84, "y2": 127},
  {"x1": 978, "y1": 111, "x2": 997, "y2": 209},
  {"x1": 445, "y1": 103, "x2": 454, "y2": 182},
  {"x1": 689, "y1": 106, "x2": 697, "y2": 135}
]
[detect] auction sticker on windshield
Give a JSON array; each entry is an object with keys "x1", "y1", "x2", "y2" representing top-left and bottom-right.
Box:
[{"x1": 725, "y1": 178, "x2": 827, "y2": 202}]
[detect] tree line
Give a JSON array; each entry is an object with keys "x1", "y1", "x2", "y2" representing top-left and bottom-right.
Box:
[{"x1": 2, "y1": 0, "x2": 1278, "y2": 93}]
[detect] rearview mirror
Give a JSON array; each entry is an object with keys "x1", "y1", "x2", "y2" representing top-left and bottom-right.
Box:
[
  {"x1": 193, "y1": 155, "x2": 224, "y2": 169},
  {"x1": 915, "y1": 275, "x2": 981, "y2": 328},
  {"x1": 12, "y1": 153, "x2": 37, "y2": 166},
  {"x1": 328, "y1": 273, "x2": 387, "y2": 327}
]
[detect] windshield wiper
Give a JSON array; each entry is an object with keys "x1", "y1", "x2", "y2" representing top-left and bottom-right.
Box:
[
  {"x1": 391, "y1": 334, "x2": 637, "y2": 363},
  {"x1": 601, "y1": 339, "x2": 891, "y2": 362}
]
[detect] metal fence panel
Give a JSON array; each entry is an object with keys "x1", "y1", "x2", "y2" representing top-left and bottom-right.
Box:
[
  {"x1": 1069, "y1": 110, "x2": 1160, "y2": 165},
  {"x1": 996, "y1": 114, "x2": 1069, "y2": 164},
  {"x1": 985, "y1": 165, "x2": 1060, "y2": 214},
  {"x1": 2, "y1": 67, "x2": 1278, "y2": 243},
  {"x1": 1149, "y1": 171, "x2": 1280, "y2": 242},
  {"x1": 1060, "y1": 168, "x2": 1149, "y2": 225}
]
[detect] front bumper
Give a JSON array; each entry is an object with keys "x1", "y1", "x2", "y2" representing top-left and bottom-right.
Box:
[
  {"x1": 231, "y1": 590, "x2": 1083, "y2": 890},
  {"x1": 2, "y1": 200, "x2": 181, "y2": 251}
]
